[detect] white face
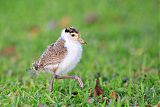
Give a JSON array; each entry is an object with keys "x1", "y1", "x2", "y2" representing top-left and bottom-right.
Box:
[
  {"x1": 61, "y1": 28, "x2": 86, "y2": 44},
  {"x1": 61, "y1": 29, "x2": 74, "y2": 42}
]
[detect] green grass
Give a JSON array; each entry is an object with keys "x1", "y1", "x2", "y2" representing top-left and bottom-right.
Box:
[{"x1": 0, "y1": 0, "x2": 159, "y2": 106}]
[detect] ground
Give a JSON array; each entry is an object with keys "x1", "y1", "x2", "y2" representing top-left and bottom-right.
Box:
[{"x1": 0, "y1": 0, "x2": 159, "y2": 106}]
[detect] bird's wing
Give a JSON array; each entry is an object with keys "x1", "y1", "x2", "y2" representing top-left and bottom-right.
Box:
[{"x1": 38, "y1": 38, "x2": 67, "y2": 68}]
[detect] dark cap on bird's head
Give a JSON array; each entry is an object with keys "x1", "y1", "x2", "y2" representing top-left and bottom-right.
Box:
[{"x1": 65, "y1": 27, "x2": 79, "y2": 34}]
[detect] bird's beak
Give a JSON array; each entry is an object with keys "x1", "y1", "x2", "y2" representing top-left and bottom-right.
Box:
[{"x1": 78, "y1": 37, "x2": 87, "y2": 44}]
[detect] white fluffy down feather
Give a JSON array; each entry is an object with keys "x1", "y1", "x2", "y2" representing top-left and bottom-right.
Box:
[{"x1": 55, "y1": 29, "x2": 83, "y2": 75}]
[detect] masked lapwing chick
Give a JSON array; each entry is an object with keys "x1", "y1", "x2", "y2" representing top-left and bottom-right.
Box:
[{"x1": 32, "y1": 27, "x2": 86, "y2": 92}]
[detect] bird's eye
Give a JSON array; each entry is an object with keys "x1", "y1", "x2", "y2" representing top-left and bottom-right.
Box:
[{"x1": 71, "y1": 34, "x2": 75, "y2": 37}]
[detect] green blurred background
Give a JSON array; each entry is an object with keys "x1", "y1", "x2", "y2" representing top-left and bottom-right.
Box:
[{"x1": 0, "y1": 0, "x2": 159, "y2": 106}]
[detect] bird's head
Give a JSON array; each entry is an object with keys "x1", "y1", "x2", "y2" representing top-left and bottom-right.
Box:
[{"x1": 61, "y1": 27, "x2": 86, "y2": 44}]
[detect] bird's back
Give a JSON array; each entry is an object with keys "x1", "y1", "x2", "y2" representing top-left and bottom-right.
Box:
[{"x1": 33, "y1": 38, "x2": 67, "y2": 71}]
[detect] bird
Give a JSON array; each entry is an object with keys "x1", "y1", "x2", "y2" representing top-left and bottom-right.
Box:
[{"x1": 32, "y1": 27, "x2": 86, "y2": 92}]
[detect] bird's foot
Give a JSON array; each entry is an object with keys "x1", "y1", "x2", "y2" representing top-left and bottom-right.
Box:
[{"x1": 74, "y1": 76, "x2": 84, "y2": 88}]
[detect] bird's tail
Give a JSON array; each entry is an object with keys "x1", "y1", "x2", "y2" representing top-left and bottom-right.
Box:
[{"x1": 32, "y1": 61, "x2": 40, "y2": 71}]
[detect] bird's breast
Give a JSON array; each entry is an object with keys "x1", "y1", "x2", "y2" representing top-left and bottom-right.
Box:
[{"x1": 55, "y1": 42, "x2": 82, "y2": 75}]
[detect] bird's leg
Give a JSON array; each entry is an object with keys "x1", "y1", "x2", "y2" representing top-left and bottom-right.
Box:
[
  {"x1": 49, "y1": 75, "x2": 54, "y2": 92},
  {"x1": 55, "y1": 75, "x2": 84, "y2": 88}
]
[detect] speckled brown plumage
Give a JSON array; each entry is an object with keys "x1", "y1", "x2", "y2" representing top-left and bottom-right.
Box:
[{"x1": 34, "y1": 38, "x2": 67, "y2": 70}]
